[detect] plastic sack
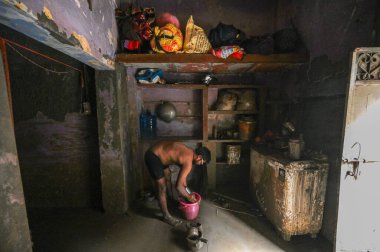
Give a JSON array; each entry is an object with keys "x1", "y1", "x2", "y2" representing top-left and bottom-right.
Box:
[
  {"x1": 156, "y1": 12, "x2": 180, "y2": 29},
  {"x1": 123, "y1": 40, "x2": 141, "y2": 50},
  {"x1": 241, "y1": 35, "x2": 274, "y2": 55},
  {"x1": 211, "y1": 46, "x2": 244, "y2": 59},
  {"x1": 117, "y1": 7, "x2": 155, "y2": 52},
  {"x1": 183, "y1": 16, "x2": 211, "y2": 53},
  {"x1": 216, "y1": 90, "x2": 237, "y2": 111},
  {"x1": 150, "y1": 23, "x2": 183, "y2": 53},
  {"x1": 208, "y1": 23, "x2": 246, "y2": 48}
]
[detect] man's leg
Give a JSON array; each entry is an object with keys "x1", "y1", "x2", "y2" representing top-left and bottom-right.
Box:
[
  {"x1": 156, "y1": 178, "x2": 182, "y2": 226},
  {"x1": 163, "y1": 168, "x2": 173, "y2": 199}
]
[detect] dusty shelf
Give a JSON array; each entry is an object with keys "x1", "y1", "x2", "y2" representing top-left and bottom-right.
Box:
[
  {"x1": 208, "y1": 84, "x2": 264, "y2": 88},
  {"x1": 140, "y1": 136, "x2": 203, "y2": 142},
  {"x1": 208, "y1": 110, "x2": 258, "y2": 115},
  {"x1": 208, "y1": 138, "x2": 246, "y2": 143},
  {"x1": 137, "y1": 83, "x2": 206, "y2": 89},
  {"x1": 116, "y1": 53, "x2": 308, "y2": 73},
  {"x1": 116, "y1": 53, "x2": 308, "y2": 64},
  {"x1": 216, "y1": 161, "x2": 241, "y2": 165}
]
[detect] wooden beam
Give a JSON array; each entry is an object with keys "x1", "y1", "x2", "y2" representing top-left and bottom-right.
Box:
[
  {"x1": 202, "y1": 87, "x2": 208, "y2": 142},
  {"x1": 205, "y1": 142, "x2": 216, "y2": 190}
]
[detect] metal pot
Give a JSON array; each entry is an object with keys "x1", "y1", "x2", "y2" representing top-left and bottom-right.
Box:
[{"x1": 156, "y1": 101, "x2": 176, "y2": 123}]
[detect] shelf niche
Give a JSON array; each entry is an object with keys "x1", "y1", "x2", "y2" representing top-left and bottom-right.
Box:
[{"x1": 138, "y1": 85, "x2": 203, "y2": 139}]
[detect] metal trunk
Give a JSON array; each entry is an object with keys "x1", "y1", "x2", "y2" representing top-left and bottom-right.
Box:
[{"x1": 250, "y1": 147, "x2": 329, "y2": 241}]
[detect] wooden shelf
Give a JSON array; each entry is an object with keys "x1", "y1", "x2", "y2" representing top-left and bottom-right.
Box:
[
  {"x1": 140, "y1": 136, "x2": 203, "y2": 142},
  {"x1": 208, "y1": 84, "x2": 264, "y2": 89},
  {"x1": 137, "y1": 83, "x2": 264, "y2": 89},
  {"x1": 208, "y1": 110, "x2": 258, "y2": 115},
  {"x1": 208, "y1": 138, "x2": 246, "y2": 143},
  {"x1": 116, "y1": 53, "x2": 308, "y2": 64},
  {"x1": 141, "y1": 137, "x2": 247, "y2": 143},
  {"x1": 116, "y1": 53, "x2": 308, "y2": 73},
  {"x1": 216, "y1": 160, "x2": 242, "y2": 165},
  {"x1": 175, "y1": 115, "x2": 202, "y2": 118},
  {"x1": 138, "y1": 83, "x2": 206, "y2": 89}
]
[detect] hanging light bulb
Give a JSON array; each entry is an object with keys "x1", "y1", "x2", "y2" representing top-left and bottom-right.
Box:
[{"x1": 80, "y1": 67, "x2": 92, "y2": 115}]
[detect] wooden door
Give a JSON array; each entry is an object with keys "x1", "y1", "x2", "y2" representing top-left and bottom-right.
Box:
[{"x1": 336, "y1": 48, "x2": 380, "y2": 251}]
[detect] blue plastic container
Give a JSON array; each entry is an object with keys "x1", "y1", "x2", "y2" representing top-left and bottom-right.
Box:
[{"x1": 140, "y1": 111, "x2": 157, "y2": 138}]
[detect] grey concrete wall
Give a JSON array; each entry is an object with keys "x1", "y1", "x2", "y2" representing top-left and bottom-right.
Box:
[
  {"x1": 0, "y1": 43, "x2": 32, "y2": 252},
  {"x1": 122, "y1": 66, "x2": 140, "y2": 204},
  {"x1": 95, "y1": 70, "x2": 129, "y2": 213},
  {"x1": 274, "y1": 0, "x2": 378, "y2": 243},
  {"x1": 2, "y1": 25, "x2": 102, "y2": 208}
]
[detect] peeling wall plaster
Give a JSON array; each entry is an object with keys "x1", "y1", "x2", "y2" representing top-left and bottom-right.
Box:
[{"x1": 0, "y1": 0, "x2": 117, "y2": 69}]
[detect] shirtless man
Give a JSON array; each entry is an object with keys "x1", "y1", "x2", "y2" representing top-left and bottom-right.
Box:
[{"x1": 144, "y1": 141, "x2": 211, "y2": 226}]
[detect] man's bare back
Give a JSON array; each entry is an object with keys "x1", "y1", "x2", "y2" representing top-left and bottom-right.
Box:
[{"x1": 150, "y1": 141, "x2": 194, "y2": 166}]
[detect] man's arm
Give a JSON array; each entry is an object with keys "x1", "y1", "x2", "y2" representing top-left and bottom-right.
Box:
[{"x1": 176, "y1": 160, "x2": 196, "y2": 202}]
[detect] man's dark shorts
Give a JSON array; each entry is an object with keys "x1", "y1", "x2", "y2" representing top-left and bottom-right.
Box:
[{"x1": 144, "y1": 150, "x2": 167, "y2": 180}]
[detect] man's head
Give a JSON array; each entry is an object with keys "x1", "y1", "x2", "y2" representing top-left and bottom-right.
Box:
[{"x1": 194, "y1": 146, "x2": 211, "y2": 165}]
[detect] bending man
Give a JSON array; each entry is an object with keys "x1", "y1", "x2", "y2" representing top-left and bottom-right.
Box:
[{"x1": 144, "y1": 141, "x2": 211, "y2": 226}]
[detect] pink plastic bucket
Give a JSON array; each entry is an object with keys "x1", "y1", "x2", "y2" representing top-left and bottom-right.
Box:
[{"x1": 178, "y1": 192, "x2": 202, "y2": 220}]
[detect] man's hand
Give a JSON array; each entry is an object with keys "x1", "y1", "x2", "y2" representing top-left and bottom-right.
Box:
[{"x1": 187, "y1": 193, "x2": 197, "y2": 203}]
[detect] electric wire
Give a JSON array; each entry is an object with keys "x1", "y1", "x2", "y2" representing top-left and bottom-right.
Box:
[
  {"x1": 0, "y1": 37, "x2": 82, "y2": 72},
  {"x1": 0, "y1": 36, "x2": 84, "y2": 87},
  {"x1": 6, "y1": 43, "x2": 73, "y2": 74}
]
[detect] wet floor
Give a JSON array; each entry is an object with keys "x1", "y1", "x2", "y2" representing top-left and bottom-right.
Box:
[{"x1": 28, "y1": 193, "x2": 332, "y2": 252}]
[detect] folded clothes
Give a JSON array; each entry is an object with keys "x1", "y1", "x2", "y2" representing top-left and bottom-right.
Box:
[{"x1": 135, "y1": 68, "x2": 164, "y2": 84}]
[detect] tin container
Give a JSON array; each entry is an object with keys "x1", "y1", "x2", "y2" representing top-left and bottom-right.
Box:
[
  {"x1": 239, "y1": 117, "x2": 256, "y2": 140},
  {"x1": 288, "y1": 139, "x2": 305, "y2": 160},
  {"x1": 226, "y1": 145, "x2": 241, "y2": 164}
]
